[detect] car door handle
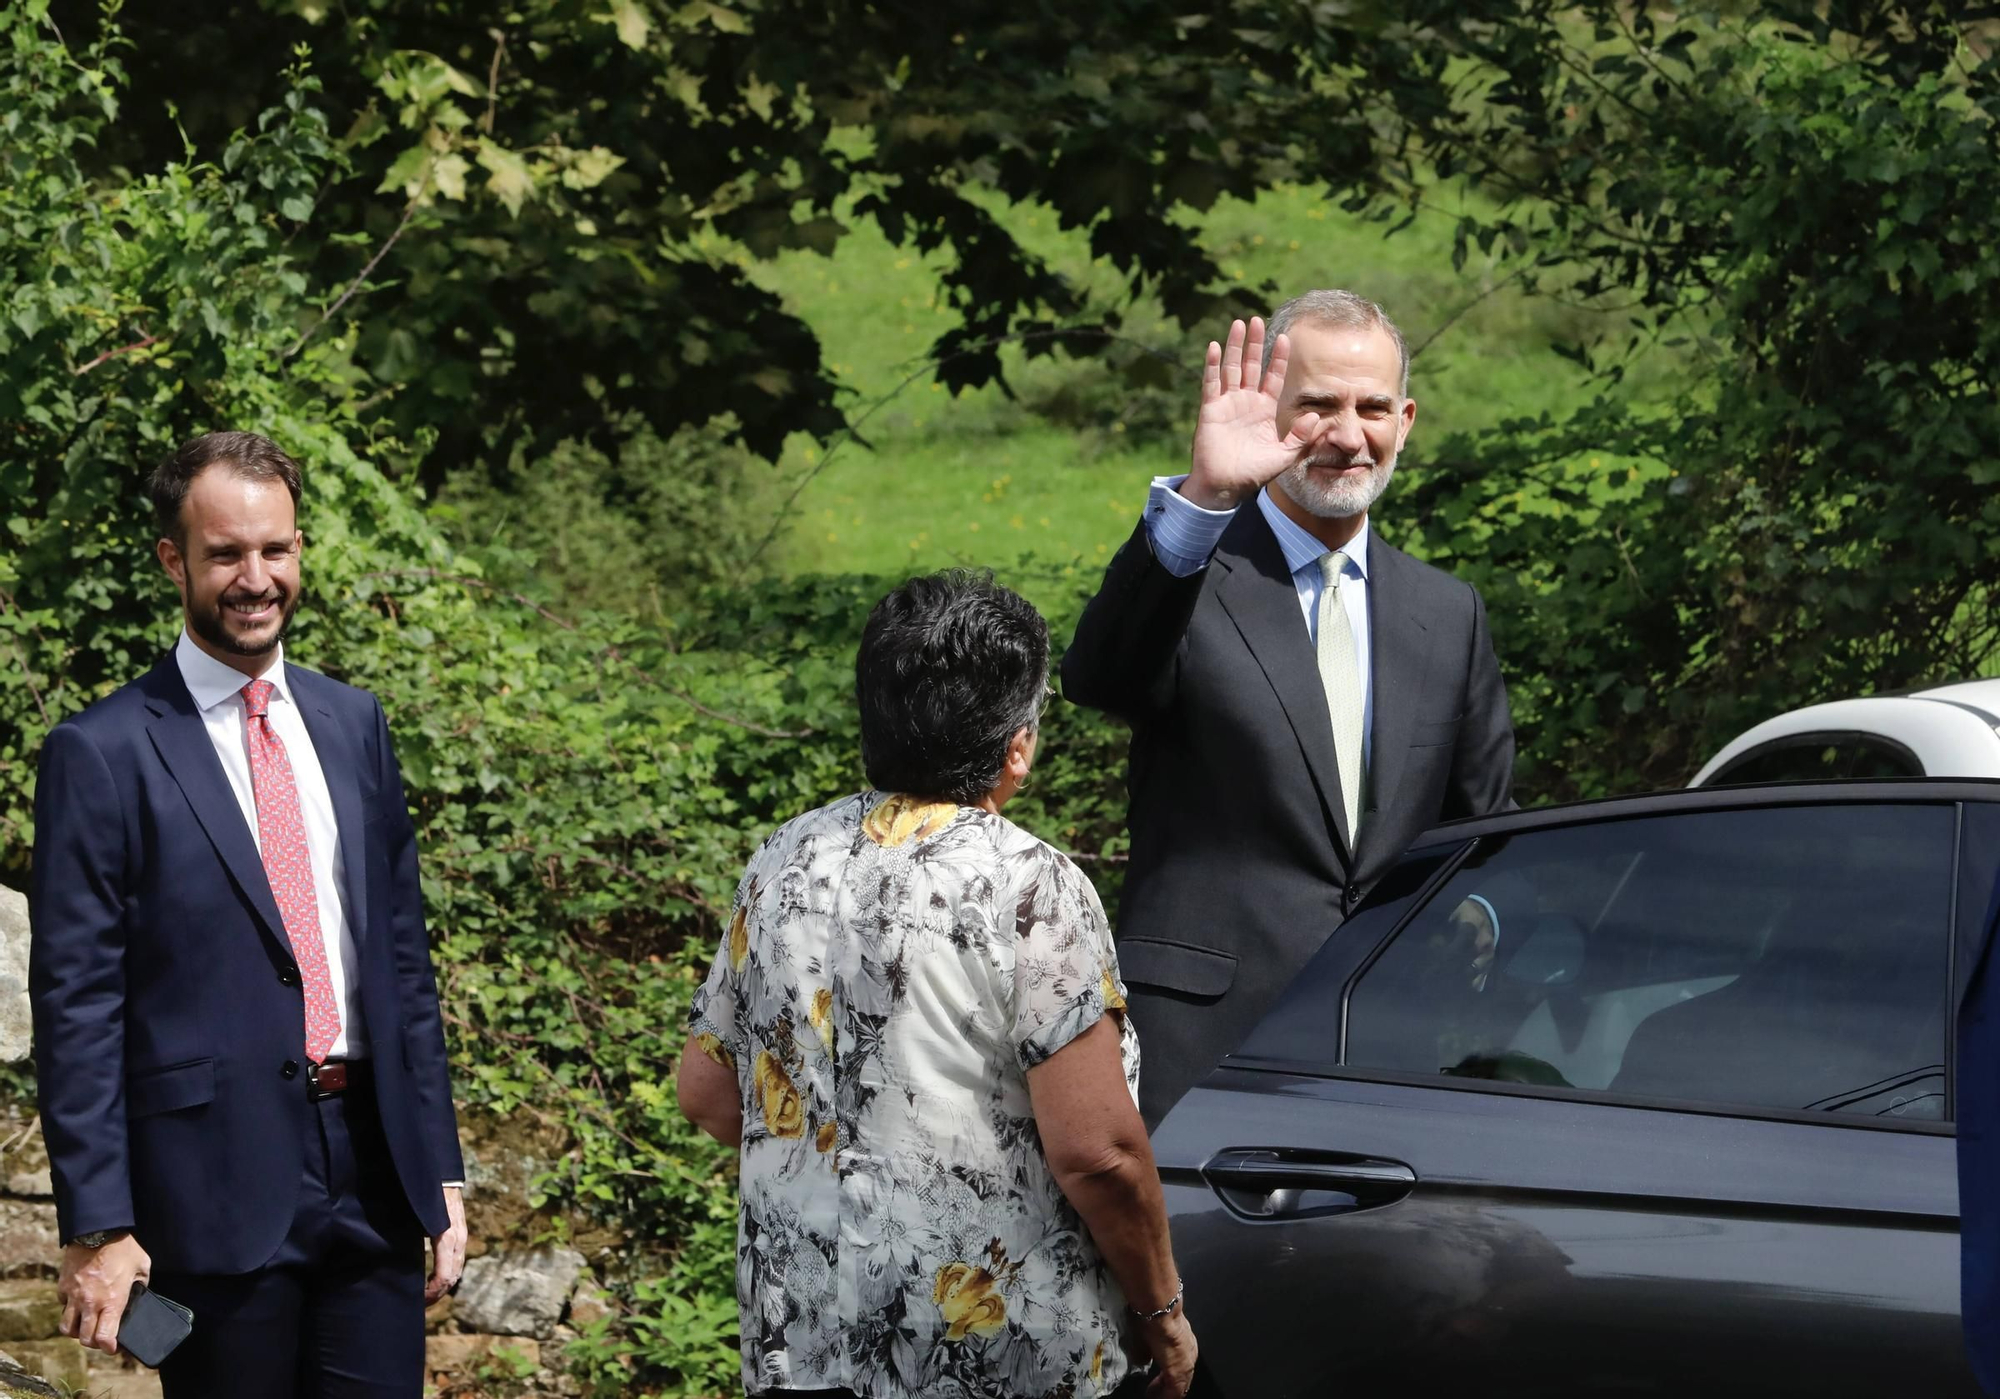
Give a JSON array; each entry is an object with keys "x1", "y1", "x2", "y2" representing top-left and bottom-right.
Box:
[{"x1": 1201, "y1": 1148, "x2": 1417, "y2": 1220}]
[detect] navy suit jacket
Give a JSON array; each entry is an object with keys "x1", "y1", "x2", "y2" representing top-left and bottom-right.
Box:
[
  {"x1": 29, "y1": 654, "x2": 464, "y2": 1274},
  {"x1": 1964, "y1": 867, "x2": 2000, "y2": 1396}
]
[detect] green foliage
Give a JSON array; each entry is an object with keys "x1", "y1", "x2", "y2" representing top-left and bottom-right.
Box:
[
  {"x1": 433, "y1": 420, "x2": 787, "y2": 624},
  {"x1": 54, "y1": 0, "x2": 1500, "y2": 482},
  {"x1": 8, "y1": 3, "x2": 2000, "y2": 1394},
  {"x1": 0, "y1": 4, "x2": 444, "y2": 851},
  {"x1": 742, "y1": 175, "x2": 1678, "y2": 584},
  {"x1": 1378, "y1": 3, "x2": 2000, "y2": 795}
]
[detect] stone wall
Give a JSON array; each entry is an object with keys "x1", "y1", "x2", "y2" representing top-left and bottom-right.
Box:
[{"x1": 0, "y1": 887, "x2": 617, "y2": 1398}]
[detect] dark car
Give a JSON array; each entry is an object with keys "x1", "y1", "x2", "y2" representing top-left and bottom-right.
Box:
[{"x1": 1153, "y1": 781, "x2": 1999, "y2": 1397}]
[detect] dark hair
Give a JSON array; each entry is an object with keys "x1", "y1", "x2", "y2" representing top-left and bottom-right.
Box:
[
  {"x1": 856, "y1": 570, "x2": 1051, "y2": 804},
  {"x1": 148, "y1": 431, "x2": 304, "y2": 547}
]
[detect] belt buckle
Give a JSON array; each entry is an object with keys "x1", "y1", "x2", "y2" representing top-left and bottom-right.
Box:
[{"x1": 306, "y1": 1061, "x2": 348, "y2": 1101}]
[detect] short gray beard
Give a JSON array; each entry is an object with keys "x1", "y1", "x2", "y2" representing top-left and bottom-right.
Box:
[{"x1": 1277, "y1": 451, "x2": 1397, "y2": 519}]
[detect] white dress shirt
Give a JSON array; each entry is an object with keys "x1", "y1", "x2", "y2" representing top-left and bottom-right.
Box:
[
  {"x1": 1142, "y1": 475, "x2": 1375, "y2": 763},
  {"x1": 176, "y1": 632, "x2": 368, "y2": 1058}
]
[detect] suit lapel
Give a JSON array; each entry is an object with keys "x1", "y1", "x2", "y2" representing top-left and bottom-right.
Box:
[
  {"x1": 290, "y1": 666, "x2": 370, "y2": 953},
  {"x1": 141, "y1": 658, "x2": 294, "y2": 959},
  {"x1": 1211, "y1": 507, "x2": 1354, "y2": 856},
  {"x1": 1358, "y1": 540, "x2": 1436, "y2": 871}
]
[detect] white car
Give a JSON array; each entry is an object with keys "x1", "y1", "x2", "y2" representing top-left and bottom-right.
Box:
[{"x1": 1692, "y1": 677, "x2": 2000, "y2": 786}]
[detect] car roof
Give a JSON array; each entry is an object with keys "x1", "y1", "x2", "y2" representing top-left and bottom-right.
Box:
[
  {"x1": 1687, "y1": 681, "x2": 2000, "y2": 787},
  {"x1": 1419, "y1": 777, "x2": 2000, "y2": 846},
  {"x1": 1910, "y1": 676, "x2": 2000, "y2": 721}
]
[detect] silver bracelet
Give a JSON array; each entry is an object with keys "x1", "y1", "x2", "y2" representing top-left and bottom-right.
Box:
[{"x1": 1131, "y1": 1278, "x2": 1183, "y2": 1321}]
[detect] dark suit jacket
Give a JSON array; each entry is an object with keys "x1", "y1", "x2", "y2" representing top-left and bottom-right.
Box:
[
  {"x1": 1962, "y1": 871, "x2": 2000, "y2": 1395},
  {"x1": 28, "y1": 654, "x2": 464, "y2": 1274},
  {"x1": 1063, "y1": 507, "x2": 1515, "y2": 1125}
]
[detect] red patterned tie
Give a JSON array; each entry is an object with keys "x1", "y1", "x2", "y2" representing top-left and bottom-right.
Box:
[{"x1": 242, "y1": 680, "x2": 342, "y2": 1064}]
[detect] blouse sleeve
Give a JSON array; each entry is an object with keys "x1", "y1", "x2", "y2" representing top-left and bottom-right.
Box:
[
  {"x1": 687, "y1": 864, "x2": 759, "y2": 1070},
  {"x1": 1008, "y1": 847, "x2": 1128, "y2": 1070}
]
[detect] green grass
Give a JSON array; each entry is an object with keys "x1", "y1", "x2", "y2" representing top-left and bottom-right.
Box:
[{"x1": 736, "y1": 179, "x2": 1687, "y2": 605}]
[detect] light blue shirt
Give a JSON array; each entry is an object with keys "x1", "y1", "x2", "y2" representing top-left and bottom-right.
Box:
[{"x1": 1143, "y1": 475, "x2": 1374, "y2": 763}]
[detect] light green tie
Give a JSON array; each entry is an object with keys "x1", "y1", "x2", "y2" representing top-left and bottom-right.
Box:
[{"x1": 1317, "y1": 551, "x2": 1365, "y2": 843}]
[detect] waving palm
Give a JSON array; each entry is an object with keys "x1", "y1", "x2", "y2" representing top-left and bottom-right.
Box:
[{"x1": 1185, "y1": 317, "x2": 1322, "y2": 510}]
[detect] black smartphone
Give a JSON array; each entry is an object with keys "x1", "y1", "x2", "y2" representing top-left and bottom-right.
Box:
[{"x1": 119, "y1": 1283, "x2": 194, "y2": 1368}]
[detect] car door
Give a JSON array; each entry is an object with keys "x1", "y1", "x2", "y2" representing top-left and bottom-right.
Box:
[{"x1": 1153, "y1": 792, "x2": 1982, "y2": 1398}]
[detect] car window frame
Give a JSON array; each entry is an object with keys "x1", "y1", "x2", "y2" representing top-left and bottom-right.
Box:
[
  {"x1": 1708, "y1": 729, "x2": 1925, "y2": 786},
  {"x1": 1301, "y1": 794, "x2": 1969, "y2": 1137}
]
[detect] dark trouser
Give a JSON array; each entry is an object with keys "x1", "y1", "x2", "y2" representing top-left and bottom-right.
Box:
[{"x1": 152, "y1": 1071, "x2": 427, "y2": 1399}]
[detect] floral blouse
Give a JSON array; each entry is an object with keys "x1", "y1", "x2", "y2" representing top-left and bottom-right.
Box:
[{"x1": 689, "y1": 791, "x2": 1143, "y2": 1399}]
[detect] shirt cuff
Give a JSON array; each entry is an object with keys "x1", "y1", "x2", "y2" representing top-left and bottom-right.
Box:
[
  {"x1": 1143, "y1": 474, "x2": 1238, "y2": 577},
  {"x1": 442, "y1": 1180, "x2": 465, "y2": 1191}
]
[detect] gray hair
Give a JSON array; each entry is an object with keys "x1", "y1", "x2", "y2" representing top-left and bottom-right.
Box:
[{"x1": 1261, "y1": 289, "x2": 1410, "y2": 397}]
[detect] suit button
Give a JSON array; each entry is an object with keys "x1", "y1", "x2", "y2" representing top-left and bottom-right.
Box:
[
  {"x1": 1346, "y1": 883, "x2": 1362, "y2": 904},
  {"x1": 280, "y1": 1060, "x2": 299, "y2": 1080},
  {"x1": 279, "y1": 967, "x2": 300, "y2": 987}
]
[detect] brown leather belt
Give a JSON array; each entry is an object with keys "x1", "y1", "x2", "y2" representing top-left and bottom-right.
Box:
[{"x1": 306, "y1": 1059, "x2": 370, "y2": 1101}]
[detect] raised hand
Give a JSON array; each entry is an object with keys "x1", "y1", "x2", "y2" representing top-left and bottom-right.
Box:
[{"x1": 1182, "y1": 317, "x2": 1321, "y2": 511}]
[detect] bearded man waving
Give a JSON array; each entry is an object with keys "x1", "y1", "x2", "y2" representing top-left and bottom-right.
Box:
[{"x1": 1063, "y1": 291, "x2": 1518, "y2": 1129}]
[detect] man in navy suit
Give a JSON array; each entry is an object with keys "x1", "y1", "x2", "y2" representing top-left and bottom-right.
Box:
[
  {"x1": 1964, "y1": 867, "x2": 2000, "y2": 1396},
  {"x1": 29, "y1": 432, "x2": 468, "y2": 1397}
]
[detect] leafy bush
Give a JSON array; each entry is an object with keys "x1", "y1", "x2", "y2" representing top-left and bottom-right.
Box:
[
  {"x1": 1381, "y1": 6, "x2": 2000, "y2": 796},
  {"x1": 433, "y1": 420, "x2": 792, "y2": 624}
]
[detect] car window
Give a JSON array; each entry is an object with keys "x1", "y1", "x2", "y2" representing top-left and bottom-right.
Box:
[
  {"x1": 1343, "y1": 804, "x2": 1953, "y2": 1122},
  {"x1": 1713, "y1": 733, "x2": 1921, "y2": 785},
  {"x1": 1844, "y1": 740, "x2": 1923, "y2": 779}
]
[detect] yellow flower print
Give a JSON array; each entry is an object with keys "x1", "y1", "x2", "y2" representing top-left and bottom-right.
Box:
[
  {"x1": 1101, "y1": 968, "x2": 1127, "y2": 1015},
  {"x1": 753, "y1": 1051, "x2": 805, "y2": 1138},
  {"x1": 693, "y1": 1032, "x2": 733, "y2": 1069},
  {"x1": 862, "y1": 794, "x2": 958, "y2": 848},
  {"x1": 808, "y1": 987, "x2": 836, "y2": 1056},
  {"x1": 933, "y1": 1262, "x2": 1007, "y2": 1341},
  {"x1": 728, "y1": 900, "x2": 750, "y2": 971},
  {"x1": 816, "y1": 1120, "x2": 838, "y2": 1153},
  {"x1": 1091, "y1": 1340, "x2": 1105, "y2": 1383}
]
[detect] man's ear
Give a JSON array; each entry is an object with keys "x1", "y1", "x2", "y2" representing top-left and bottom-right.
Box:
[
  {"x1": 156, "y1": 536, "x2": 187, "y2": 596},
  {"x1": 1396, "y1": 396, "x2": 1418, "y2": 453}
]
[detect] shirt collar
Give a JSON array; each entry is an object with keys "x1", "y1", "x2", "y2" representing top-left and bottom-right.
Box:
[
  {"x1": 1256, "y1": 489, "x2": 1372, "y2": 581},
  {"x1": 175, "y1": 630, "x2": 289, "y2": 713}
]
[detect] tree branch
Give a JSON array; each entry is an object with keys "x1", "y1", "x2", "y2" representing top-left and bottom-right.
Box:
[
  {"x1": 483, "y1": 28, "x2": 507, "y2": 134},
  {"x1": 285, "y1": 195, "x2": 422, "y2": 361},
  {"x1": 72, "y1": 332, "x2": 163, "y2": 376},
  {"x1": 1409, "y1": 265, "x2": 1534, "y2": 361},
  {"x1": 1610, "y1": 7, "x2": 1695, "y2": 102}
]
